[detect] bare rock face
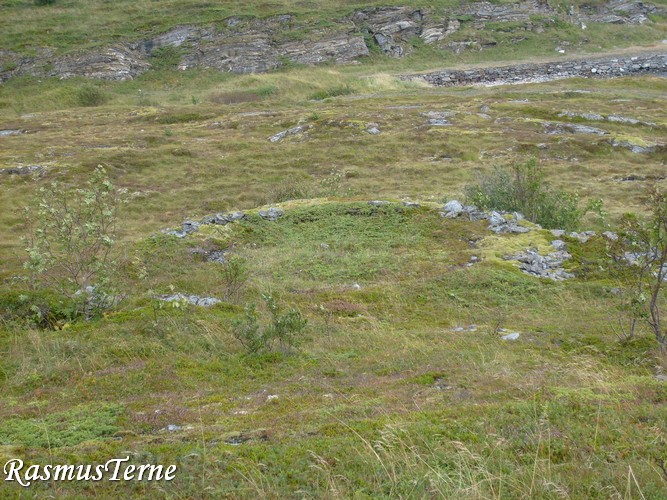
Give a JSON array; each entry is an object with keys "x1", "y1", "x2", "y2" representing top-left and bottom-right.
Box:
[
  {"x1": 144, "y1": 25, "x2": 205, "y2": 51},
  {"x1": 457, "y1": 1, "x2": 540, "y2": 22},
  {"x1": 1, "y1": 46, "x2": 149, "y2": 82},
  {"x1": 351, "y1": 7, "x2": 465, "y2": 56},
  {"x1": 51, "y1": 46, "x2": 151, "y2": 80},
  {"x1": 1, "y1": 48, "x2": 55, "y2": 82},
  {"x1": 163, "y1": 16, "x2": 369, "y2": 74},
  {"x1": 582, "y1": 0, "x2": 660, "y2": 24},
  {"x1": 420, "y1": 19, "x2": 461, "y2": 45},
  {"x1": 280, "y1": 34, "x2": 369, "y2": 66},
  {"x1": 353, "y1": 7, "x2": 423, "y2": 57},
  {"x1": 180, "y1": 34, "x2": 281, "y2": 74}
]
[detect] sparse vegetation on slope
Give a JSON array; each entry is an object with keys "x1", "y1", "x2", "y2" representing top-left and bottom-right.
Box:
[
  {"x1": 0, "y1": 2, "x2": 666, "y2": 497},
  {"x1": 2, "y1": 198, "x2": 667, "y2": 497}
]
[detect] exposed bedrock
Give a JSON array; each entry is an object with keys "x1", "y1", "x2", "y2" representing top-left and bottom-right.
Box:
[
  {"x1": 406, "y1": 52, "x2": 667, "y2": 87},
  {"x1": 0, "y1": 1, "x2": 663, "y2": 82}
]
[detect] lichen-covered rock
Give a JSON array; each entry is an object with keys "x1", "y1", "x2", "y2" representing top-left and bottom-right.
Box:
[
  {"x1": 0, "y1": 129, "x2": 25, "y2": 136},
  {"x1": 551, "y1": 239, "x2": 567, "y2": 251},
  {"x1": 611, "y1": 140, "x2": 657, "y2": 153},
  {"x1": 543, "y1": 122, "x2": 608, "y2": 135},
  {"x1": 189, "y1": 247, "x2": 228, "y2": 264},
  {"x1": 164, "y1": 210, "x2": 246, "y2": 238},
  {"x1": 269, "y1": 125, "x2": 309, "y2": 143},
  {"x1": 505, "y1": 248, "x2": 575, "y2": 280},
  {"x1": 442, "y1": 200, "x2": 464, "y2": 217},
  {"x1": 558, "y1": 111, "x2": 605, "y2": 121},
  {"x1": 159, "y1": 293, "x2": 221, "y2": 307},
  {"x1": 165, "y1": 220, "x2": 201, "y2": 239},
  {"x1": 259, "y1": 207, "x2": 285, "y2": 221},
  {"x1": 0, "y1": 164, "x2": 45, "y2": 176},
  {"x1": 568, "y1": 231, "x2": 596, "y2": 243},
  {"x1": 488, "y1": 211, "x2": 531, "y2": 234}
]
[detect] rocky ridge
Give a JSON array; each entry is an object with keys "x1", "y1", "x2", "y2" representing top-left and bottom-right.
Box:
[
  {"x1": 0, "y1": 1, "x2": 663, "y2": 82},
  {"x1": 407, "y1": 51, "x2": 667, "y2": 87}
]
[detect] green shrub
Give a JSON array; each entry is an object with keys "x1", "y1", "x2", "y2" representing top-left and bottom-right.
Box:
[
  {"x1": 221, "y1": 256, "x2": 248, "y2": 303},
  {"x1": 0, "y1": 290, "x2": 78, "y2": 330},
  {"x1": 76, "y1": 85, "x2": 108, "y2": 107},
  {"x1": 232, "y1": 293, "x2": 307, "y2": 354},
  {"x1": 232, "y1": 303, "x2": 265, "y2": 353},
  {"x1": 465, "y1": 159, "x2": 596, "y2": 230},
  {"x1": 256, "y1": 85, "x2": 277, "y2": 97},
  {"x1": 149, "y1": 46, "x2": 183, "y2": 71},
  {"x1": 22, "y1": 166, "x2": 126, "y2": 318},
  {"x1": 156, "y1": 112, "x2": 207, "y2": 124},
  {"x1": 309, "y1": 85, "x2": 354, "y2": 101},
  {"x1": 34, "y1": 0, "x2": 56, "y2": 5}
]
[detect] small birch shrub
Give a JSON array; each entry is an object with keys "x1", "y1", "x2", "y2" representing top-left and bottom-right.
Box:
[{"x1": 22, "y1": 166, "x2": 126, "y2": 317}]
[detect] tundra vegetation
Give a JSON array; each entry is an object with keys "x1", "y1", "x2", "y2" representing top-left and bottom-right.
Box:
[{"x1": 0, "y1": 0, "x2": 666, "y2": 498}]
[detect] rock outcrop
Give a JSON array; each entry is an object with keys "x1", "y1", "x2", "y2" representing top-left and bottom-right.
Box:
[
  {"x1": 158, "y1": 293, "x2": 221, "y2": 307},
  {"x1": 165, "y1": 211, "x2": 246, "y2": 238},
  {"x1": 504, "y1": 248, "x2": 575, "y2": 281},
  {"x1": 3, "y1": 46, "x2": 150, "y2": 81},
  {"x1": 408, "y1": 52, "x2": 667, "y2": 87},
  {"x1": 0, "y1": 165, "x2": 45, "y2": 176},
  {"x1": 352, "y1": 7, "x2": 426, "y2": 57},
  {"x1": 0, "y1": 1, "x2": 663, "y2": 82},
  {"x1": 580, "y1": 0, "x2": 660, "y2": 24},
  {"x1": 440, "y1": 200, "x2": 532, "y2": 234}
]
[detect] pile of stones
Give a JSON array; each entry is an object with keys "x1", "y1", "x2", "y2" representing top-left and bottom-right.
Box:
[
  {"x1": 165, "y1": 208, "x2": 286, "y2": 238},
  {"x1": 440, "y1": 200, "x2": 531, "y2": 234},
  {"x1": 504, "y1": 246, "x2": 574, "y2": 281}
]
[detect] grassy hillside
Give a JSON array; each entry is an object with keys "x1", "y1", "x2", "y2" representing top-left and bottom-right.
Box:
[
  {"x1": 1, "y1": 64, "x2": 665, "y2": 263},
  {"x1": 0, "y1": 64, "x2": 666, "y2": 496},
  {"x1": 1, "y1": 1, "x2": 667, "y2": 498},
  {"x1": 1, "y1": 198, "x2": 667, "y2": 497}
]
